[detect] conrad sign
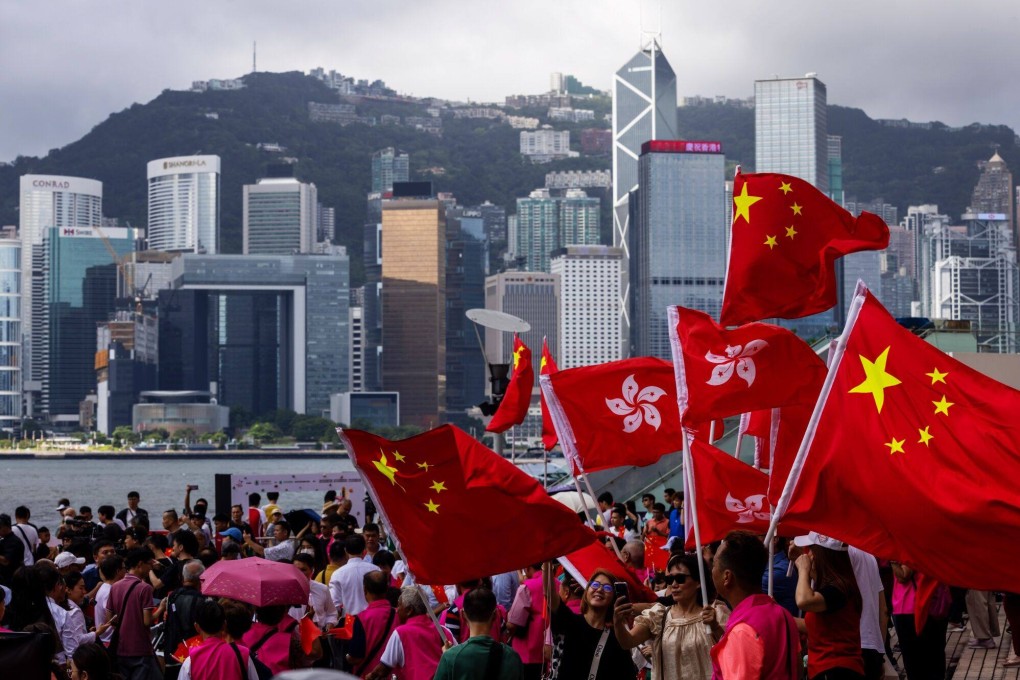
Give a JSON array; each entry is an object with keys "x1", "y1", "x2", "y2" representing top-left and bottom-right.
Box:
[{"x1": 32, "y1": 179, "x2": 70, "y2": 189}]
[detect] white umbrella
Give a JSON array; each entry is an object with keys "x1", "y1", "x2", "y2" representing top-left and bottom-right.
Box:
[{"x1": 551, "y1": 490, "x2": 598, "y2": 515}]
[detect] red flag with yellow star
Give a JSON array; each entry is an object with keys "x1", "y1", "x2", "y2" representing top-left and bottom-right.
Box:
[
  {"x1": 486, "y1": 334, "x2": 534, "y2": 433},
  {"x1": 338, "y1": 425, "x2": 597, "y2": 585},
  {"x1": 720, "y1": 170, "x2": 889, "y2": 326},
  {"x1": 771, "y1": 284, "x2": 1020, "y2": 590},
  {"x1": 539, "y1": 338, "x2": 559, "y2": 451}
]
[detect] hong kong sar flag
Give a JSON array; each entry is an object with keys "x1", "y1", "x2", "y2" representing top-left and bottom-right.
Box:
[
  {"x1": 685, "y1": 439, "x2": 771, "y2": 550},
  {"x1": 541, "y1": 357, "x2": 682, "y2": 474}
]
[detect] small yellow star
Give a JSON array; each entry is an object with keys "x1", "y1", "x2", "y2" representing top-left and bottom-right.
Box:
[
  {"x1": 932, "y1": 395, "x2": 954, "y2": 416},
  {"x1": 416, "y1": 461, "x2": 432, "y2": 472},
  {"x1": 424, "y1": 499, "x2": 440, "y2": 514},
  {"x1": 429, "y1": 480, "x2": 447, "y2": 493},
  {"x1": 917, "y1": 426, "x2": 933, "y2": 447},
  {"x1": 885, "y1": 437, "x2": 905, "y2": 455},
  {"x1": 764, "y1": 235, "x2": 778, "y2": 250},
  {"x1": 926, "y1": 368, "x2": 948, "y2": 385},
  {"x1": 785, "y1": 225, "x2": 797, "y2": 239},
  {"x1": 733, "y1": 183, "x2": 764, "y2": 224},
  {"x1": 392, "y1": 450, "x2": 405, "y2": 462},
  {"x1": 779, "y1": 181, "x2": 793, "y2": 195},
  {"x1": 848, "y1": 347, "x2": 902, "y2": 413},
  {"x1": 790, "y1": 202, "x2": 803, "y2": 216}
]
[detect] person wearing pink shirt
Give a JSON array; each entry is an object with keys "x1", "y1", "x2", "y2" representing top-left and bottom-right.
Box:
[
  {"x1": 507, "y1": 564, "x2": 546, "y2": 680},
  {"x1": 179, "y1": 599, "x2": 259, "y2": 680}
]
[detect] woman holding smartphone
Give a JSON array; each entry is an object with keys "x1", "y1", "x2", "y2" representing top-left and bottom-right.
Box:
[
  {"x1": 544, "y1": 563, "x2": 637, "y2": 680},
  {"x1": 614, "y1": 553, "x2": 727, "y2": 680}
]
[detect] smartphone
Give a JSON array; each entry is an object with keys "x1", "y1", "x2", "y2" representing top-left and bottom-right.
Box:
[
  {"x1": 613, "y1": 581, "x2": 629, "y2": 599},
  {"x1": 186, "y1": 485, "x2": 199, "y2": 491}
]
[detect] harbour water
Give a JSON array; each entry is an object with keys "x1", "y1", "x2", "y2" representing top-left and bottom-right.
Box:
[{"x1": 0, "y1": 455, "x2": 354, "y2": 521}]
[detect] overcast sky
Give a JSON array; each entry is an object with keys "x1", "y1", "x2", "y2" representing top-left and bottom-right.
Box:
[{"x1": 3, "y1": 0, "x2": 1020, "y2": 163}]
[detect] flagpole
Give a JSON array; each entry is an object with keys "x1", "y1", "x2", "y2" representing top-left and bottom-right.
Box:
[
  {"x1": 571, "y1": 475, "x2": 597, "y2": 529},
  {"x1": 764, "y1": 284, "x2": 867, "y2": 544},
  {"x1": 410, "y1": 573, "x2": 457, "y2": 647},
  {"x1": 767, "y1": 529, "x2": 775, "y2": 597},
  {"x1": 579, "y1": 472, "x2": 627, "y2": 562},
  {"x1": 709, "y1": 420, "x2": 716, "y2": 444},
  {"x1": 681, "y1": 433, "x2": 709, "y2": 607},
  {"x1": 736, "y1": 412, "x2": 748, "y2": 460}
]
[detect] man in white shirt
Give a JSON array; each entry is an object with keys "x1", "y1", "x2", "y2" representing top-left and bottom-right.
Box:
[
  {"x1": 41, "y1": 569, "x2": 74, "y2": 664},
  {"x1": 243, "y1": 520, "x2": 296, "y2": 562},
  {"x1": 94, "y1": 554, "x2": 125, "y2": 645},
  {"x1": 289, "y1": 554, "x2": 338, "y2": 630},
  {"x1": 12, "y1": 506, "x2": 38, "y2": 566},
  {"x1": 330, "y1": 534, "x2": 380, "y2": 616},
  {"x1": 849, "y1": 545, "x2": 888, "y2": 680}
]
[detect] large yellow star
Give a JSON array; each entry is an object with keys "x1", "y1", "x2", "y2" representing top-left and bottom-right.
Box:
[
  {"x1": 430, "y1": 480, "x2": 447, "y2": 493},
  {"x1": 885, "y1": 437, "x2": 905, "y2": 455},
  {"x1": 424, "y1": 499, "x2": 440, "y2": 514},
  {"x1": 933, "y1": 396, "x2": 954, "y2": 416},
  {"x1": 779, "y1": 181, "x2": 793, "y2": 195},
  {"x1": 540, "y1": 355, "x2": 547, "y2": 370},
  {"x1": 733, "y1": 183, "x2": 763, "y2": 224},
  {"x1": 790, "y1": 202, "x2": 803, "y2": 216},
  {"x1": 848, "y1": 347, "x2": 902, "y2": 413},
  {"x1": 372, "y1": 451, "x2": 405, "y2": 490},
  {"x1": 416, "y1": 461, "x2": 432, "y2": 472},
  {"x1": 918, "y1": 426, "x2": 933, "y2": 447},
  {"x1": 764, "y1": 235, "x2": 778, "y2": 250},
  {"x1": 785, "y1": 225, "x2": 797, "y2": 239},
  {"x1": 926, "y1": 368, "x2": 948, "y2": 385},
  {"x1": 512, "y1": 346, "x2": 525, "y2": 369}
]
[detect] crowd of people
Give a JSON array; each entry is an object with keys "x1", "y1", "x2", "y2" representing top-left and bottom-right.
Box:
[{"x1": 0, "y1": 485, "x2": 1017, "y2": 680}]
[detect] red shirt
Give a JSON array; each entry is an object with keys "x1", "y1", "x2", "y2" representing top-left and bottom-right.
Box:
[{"x1": 804, "y1": 587, "x2": 864, "y2": 678}]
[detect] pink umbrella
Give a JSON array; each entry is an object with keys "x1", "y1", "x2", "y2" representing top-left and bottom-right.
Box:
[{"x1": 200, "y1": 556, "x2": 310, "y2": 607}]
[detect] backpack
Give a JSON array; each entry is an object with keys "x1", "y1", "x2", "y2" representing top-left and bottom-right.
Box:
[{"x1": 248, "y1": 620, "x2": 298, "y2": 680}]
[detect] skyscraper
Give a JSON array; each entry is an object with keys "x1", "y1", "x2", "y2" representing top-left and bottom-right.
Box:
[
  {"x1": 146, "y1": 155, "x2": 221, "y2": 253},
  {"x1": 755, "y1": 74, "x2": 828, "y2": 194},
  {"x1": 632, "y1": 140, "x2": 727, "y2": 359},
  {"x1": 755, "y1": 74, "x2": 831, "y2": 335},
  {"x1": 243, "y1": 177, "x2": 318, "y2": 254},
  {"x1": 36, "y1": 226, "x2": 135, "y2": 421},
  {"x1": 445, "y1": 205, "x2": 488, "y2": 420},
  {"x1": 612, "y1": 40, "x2": 678, "y2": 350},
  {"x1": 19, "y1": 174, "x2": 103, "y2": 416},
  {"x1": 380, "y1": 195, "x2": 446, "y2": 427},
  {"x1": 550, "y1": 245, "x2": 623, "y2": 368},
  {"x1": 512, "y1": 188, "x2": 599, "y2": 272},
  {"x1": 0, "y1": 238, "x2": 20, "y2": 428},
  {"x1": 969, "y1": 152, "x2": 1014, "y2": 243},
  {"x1": 484, "y1": 272, "x2": 560, "y2": 366},
  {"x1": 372, "y1": 147, "x2": 409, "y2": 194}
]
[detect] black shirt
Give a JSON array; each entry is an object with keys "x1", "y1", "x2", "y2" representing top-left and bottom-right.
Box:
[
  {"x1": 550, "y1": 604, "x2": 636, "y2": 680},
  {"x1": 0, "y1": 533, "x2": 22, "y2": 585}
]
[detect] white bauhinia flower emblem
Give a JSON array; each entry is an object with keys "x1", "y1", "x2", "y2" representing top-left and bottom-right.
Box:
[
  {"x1": 605, "y1": 374, "x2": 667, "y2": 433},
  {"x1": 705, "y1": 340, "x2": 769, "y2": 387},
  {"x1": 725, "y1": 493, "x2": 770, "y2": 523}
]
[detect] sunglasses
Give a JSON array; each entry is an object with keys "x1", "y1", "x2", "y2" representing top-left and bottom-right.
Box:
[
  {"x1": 663, "y1": 573, "x2": 692, "y2": 586},
  {"x1": 588, "y1": 581, "x2": 614, "y2": 593}
]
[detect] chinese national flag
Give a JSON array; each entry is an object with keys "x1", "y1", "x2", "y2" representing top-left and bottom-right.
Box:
[
  {"x1": 775, "y1": 286, "x2": 1020, "y2": 590},
  {"x1": 685, "y1": 439, "x2": 770, "y2": 550},
  {"x1": 539, "y1": 338, "x2": 560, "y2": 451},
  {"x1": 720, "y1": 170, "x2": 889, "y2": 326},
  {"x1": 669, "y1": 306, "x2": 827, "y2": 424},
  {"x1": 541, "y1": 357, "x2": 682, "y2": 474},
  {"x1": 339, "y1": 425, "x2": 595, "y2": 585},
  {"x1": 558, "y1": 539, "x2": 658, "y2": 603},
  {"x1": 487, "y1": 335, "x2": 534, "y2": 433}
]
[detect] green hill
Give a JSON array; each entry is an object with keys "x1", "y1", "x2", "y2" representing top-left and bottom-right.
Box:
[{"x1": 2, "y1": 71, "x2": 1017, "y2": 287}]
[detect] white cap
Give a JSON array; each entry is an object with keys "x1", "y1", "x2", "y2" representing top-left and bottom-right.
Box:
[
  {"x1": 55, "y1": 503, "x2": 68, "y2": 511},
  {"x1": 54, "y1": 552, "x2": 86, "y2": 568},
  {"x1": 792, "y1": 531, "x2": 847, "y2": 552},
  {"x1": 0, "y1": 584, "x2": 10, "y2": 606}
]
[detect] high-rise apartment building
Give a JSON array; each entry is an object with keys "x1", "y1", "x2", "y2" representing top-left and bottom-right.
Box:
[
  {"x1": 349, "y1": 298, "x2": 364, "y2": 393},
  {"x1": 755, "y1": 74, "x2": 828, "y2": 194},
  {"x1": 146, "y1": 155, "x2": 221, "y2": 254},
  {"x1": 519, "y1": 130, "x2": 574, "y2": 162},
  {"x1": 632, "y1": 140, "x2": 727, "y2": 359},
  {"x1": 0, "y1": 238, "x2": 20, "y2": 428},
  {"x1": 484, "y1": 272, "x2": 560, "y2": 366},
  {"x1": 550, "y1": 245, "x2": 622, "y2": 368},
  {"x1": 445, "y1": 206, "x2": 488, "y2": 419},
  {"x1": 35, "y1": 226, "x2": 135, "y2": 422},
  {"x1": 243, "y1": 177, "x2": 318, "y2": 255},
  {"x1": 371, "y1": 147, "x2": 409, "y2": 194},
  {"x1": 317, "y1": 203, "x2": 336, "y2": 244},
  {"x1": 612, "y1": 40, "x2": 678, "y2": 352},
  {"x1": 380, "y1": 196, "x2": 446, "y2": 427},
  {"x1": 513, "y1": 188, "x2": 599, "y2": 272}
]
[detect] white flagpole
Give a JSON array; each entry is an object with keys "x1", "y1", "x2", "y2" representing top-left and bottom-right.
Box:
[
  {"x1": 709, "y1": 420, "x2": 717, "y2": 444},
  {"x1": 764, "y1": 284, "x2": 868, "y2": 544},
  {"x1": 572, "y1": 474, "x2": 597, "y2": 529},
  {"x1": 767, "y1": 532, "x2": 775, "y2": 597},
  {"x1": 736, "y1": 412, "x2": 749, "y2": 460},
  {"x1": 682, "y1": 433, "x2": 709, "y2": 606},
  {"x1": 580, "y1": 472, "x2": 626, "y2": 562}
]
